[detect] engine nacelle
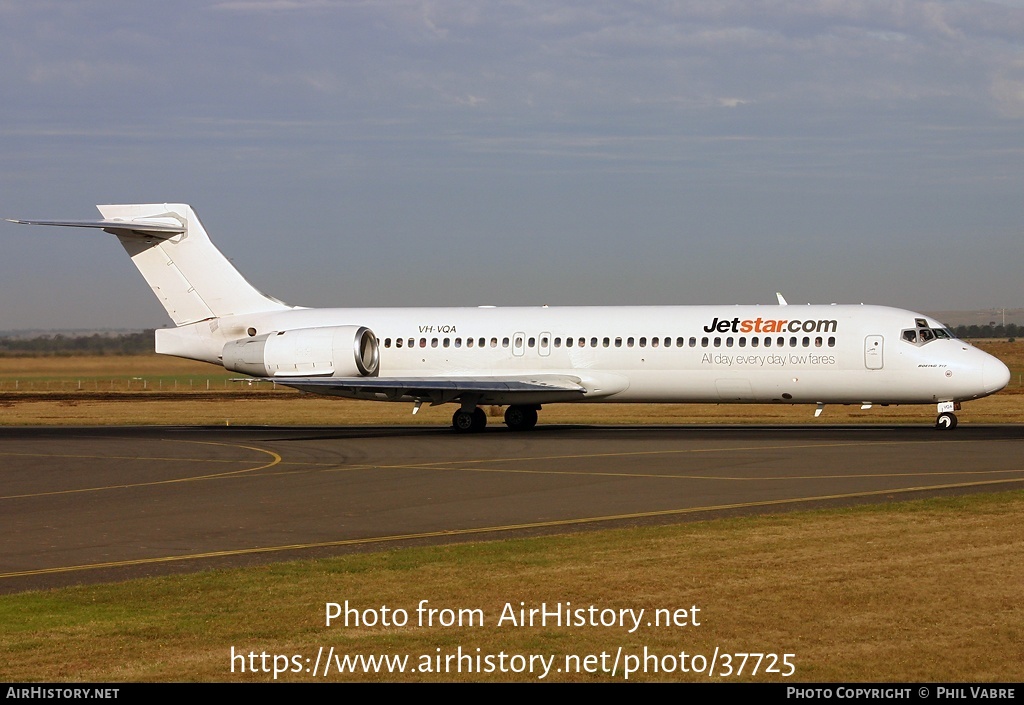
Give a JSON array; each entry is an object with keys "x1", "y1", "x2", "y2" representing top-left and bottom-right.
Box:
[{"x1": 222, "y1": 325, "x2": 379, "y2": 378}]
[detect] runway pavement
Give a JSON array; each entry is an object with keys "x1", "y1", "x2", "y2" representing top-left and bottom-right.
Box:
[{"x1": 2, "y1": 424, "x2": 1023, "y2": 592}]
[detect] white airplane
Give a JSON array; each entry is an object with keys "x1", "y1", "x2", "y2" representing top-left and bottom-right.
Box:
[{"x1": 9, "y1": 203, "x2": 1011, "y2": 432}]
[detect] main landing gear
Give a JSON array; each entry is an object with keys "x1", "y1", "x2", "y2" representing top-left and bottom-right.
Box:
[
  {"x1": 451, "y1": 404, "x2": 541, "y2": 433},
  {"x1": 503, "y1": 405, "x2": 539, "y2": 431},
  {"x1": 935, "y1": 401, "x2": 960, "y2": 430},
  {"x1": 452, "y1": 407, "x2": 487, "y2": 433}
]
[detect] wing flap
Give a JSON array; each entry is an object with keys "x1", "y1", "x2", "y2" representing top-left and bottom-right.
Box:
[
  {"x1": 275, "y1": 374, "x2": 585, "y2": 393},
  {"x1": 270, "y1": 374, "x2": 589, "y2": 405}
]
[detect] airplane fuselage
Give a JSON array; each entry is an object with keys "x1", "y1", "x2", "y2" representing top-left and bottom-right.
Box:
[
  {"x1": 11, "y1": 203, "x2": 1010, "y2": 432},
  {"x1": 157, "y1": 303, "x2": 1007, "y2": 406}
]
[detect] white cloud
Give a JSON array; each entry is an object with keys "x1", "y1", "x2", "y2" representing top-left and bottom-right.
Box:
[
  {"x1": 990, "y1": 60, "x2": 1024, "y2": 118},
  {"x1": 2, "y1": 0, "x2": 1024, "y2": 325}
]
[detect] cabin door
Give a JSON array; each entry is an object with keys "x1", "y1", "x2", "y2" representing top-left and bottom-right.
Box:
[
  {"x1": 864, "y1": 335, "x2": 884, "y2": 369},
  {"x1": 538, "y1": 332, "x2": 551, "y2": 357},
  {"x1": 513, "y1": 332, "x2": 526, "y2": 357}
]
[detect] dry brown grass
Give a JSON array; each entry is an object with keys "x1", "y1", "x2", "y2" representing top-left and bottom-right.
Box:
[
  {"x1": 1, "y1": 493, "x2": 1022, "y2": 682},
  {"x1": 0, "y1": 340, "x2": 1022, "y2": 426},
  {"x1": 2, "y1": 346, "x2": 1022, "y2": 681},
  {"x1": 8, "y1": 395, "x2": 1023, "y2": 426},
  {"x1": 0, "y1": 355, "x2": 221, "y2": 377}
]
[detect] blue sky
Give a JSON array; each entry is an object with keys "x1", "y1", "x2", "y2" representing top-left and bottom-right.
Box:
[{"x1": 2, "y1": 0, "x2": 1022, "y2": 329}]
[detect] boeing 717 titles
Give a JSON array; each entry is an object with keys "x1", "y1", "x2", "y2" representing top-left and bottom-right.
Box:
[{"x1": 9, "y1": 204, "x2": 1010, "y2": 432}]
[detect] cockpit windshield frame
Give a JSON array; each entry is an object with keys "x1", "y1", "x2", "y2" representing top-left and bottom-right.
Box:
[{"x1": 902, "y1": 324, "x2": 956, "y2": 347}]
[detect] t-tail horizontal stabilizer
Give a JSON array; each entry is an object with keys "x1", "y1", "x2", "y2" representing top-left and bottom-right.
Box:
[
  {"x1": 9, "y1": 204, "x2": 292, "y2": 327},
  {"x1": 6, "y1": 217, "x2": 185, "y2": 238}
]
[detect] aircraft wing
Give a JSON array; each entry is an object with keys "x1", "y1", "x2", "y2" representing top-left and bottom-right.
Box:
[{"x1": 267, "y1": 374, "x2": 595, "y2": 405}]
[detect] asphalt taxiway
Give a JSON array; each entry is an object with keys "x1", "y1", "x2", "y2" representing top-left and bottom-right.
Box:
[{"x1": 2, "y1": 424, "x2": 1023, "y2": 592}]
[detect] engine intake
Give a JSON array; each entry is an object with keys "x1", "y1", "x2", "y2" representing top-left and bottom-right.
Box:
[{"x1": 222, "y1": 325, "x2": 379, "y2": 378}]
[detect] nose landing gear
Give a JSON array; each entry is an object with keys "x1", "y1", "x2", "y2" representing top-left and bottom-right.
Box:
[{"x1": 935, "y1": 401, "x2": 960, "y2": 430}]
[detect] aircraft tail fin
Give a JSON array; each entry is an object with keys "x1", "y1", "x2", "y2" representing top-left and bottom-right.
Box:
[{"x1": 11, "y1": 204, "x2": 292, "y2": 326}]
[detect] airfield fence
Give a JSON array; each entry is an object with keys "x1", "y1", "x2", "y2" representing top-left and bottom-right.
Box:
[
  {"x1": 0, "y1": 378, "x2": 292, "y2": 393},
  {"x1": 0, "y1": 375, "x2": 1020, "y2": 393}
]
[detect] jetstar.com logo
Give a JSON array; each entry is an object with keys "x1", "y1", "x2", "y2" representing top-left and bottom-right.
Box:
[{"x1": 703, "y1": 317, "x2": 839, "y2": 334}]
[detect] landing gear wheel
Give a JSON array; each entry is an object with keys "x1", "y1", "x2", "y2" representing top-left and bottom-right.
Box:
[
  {"x1": 504, "y1": 405, "x2": 539, "y2": 431},
  {"x1": 935, "y1": 412, "x2": 958, "y2": 430},
  {"x1": 452, "y1": 408, "x2": 487, "y2": 433},
  {"x1": 471, "y1": 407, "x2": 487, "y2": 432}
]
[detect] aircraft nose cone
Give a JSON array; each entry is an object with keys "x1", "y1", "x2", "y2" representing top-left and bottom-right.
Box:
[{"x1": 983, "y1": 355, "x2": 1011, "y2": 394}]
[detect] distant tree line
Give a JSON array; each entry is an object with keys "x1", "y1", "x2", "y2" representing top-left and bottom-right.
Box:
[
  {"x1": 952, "y1": 323, "x2": 1019, "y2": 340},
  {"x1": 0, "y1": 331, "x2": 154, "y2": 356}
]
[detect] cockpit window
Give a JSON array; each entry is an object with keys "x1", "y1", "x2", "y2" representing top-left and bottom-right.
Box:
[{"x1": 901, "y1": 324, "x2": 957, "y2": 346}]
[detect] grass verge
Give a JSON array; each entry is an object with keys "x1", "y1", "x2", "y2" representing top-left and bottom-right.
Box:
[
  {"x1": 1, "y1": 341, "x2": 1021, "y2": 426},
  {"x1": 2, "y1": 491, "x2": 1022, "y2": 682}
]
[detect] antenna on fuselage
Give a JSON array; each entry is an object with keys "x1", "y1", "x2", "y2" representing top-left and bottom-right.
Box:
[{"x1": 776, "y1": 292, "x2": 789, "y2": 306}]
